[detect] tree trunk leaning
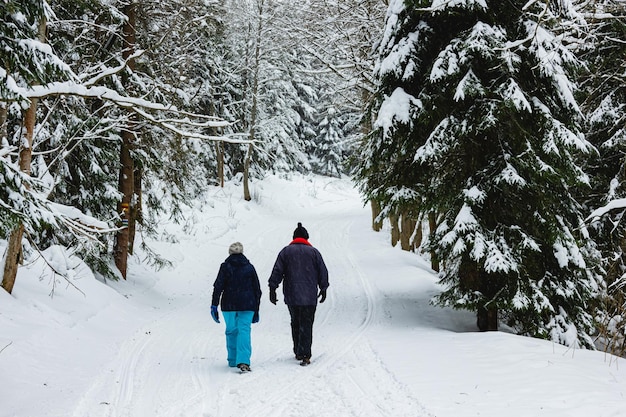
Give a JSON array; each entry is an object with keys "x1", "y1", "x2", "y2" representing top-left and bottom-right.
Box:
[{"x1": 2, "y1": 95, "x2": 38, "y2": 294}]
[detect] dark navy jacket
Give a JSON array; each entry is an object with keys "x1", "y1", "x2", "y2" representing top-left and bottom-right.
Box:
[
  {"x1": 268, "y1": 239, "x2": 329, "y2": 306},
  {"x1": 212, "y1": 254, "x2": 262, "y2": 312}
]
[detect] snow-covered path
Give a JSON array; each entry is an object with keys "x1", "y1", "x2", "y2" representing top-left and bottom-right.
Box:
[
  {"x1": 69, "y1": 177, "x2": 432, "y2": 417},
  {"x1": 3, "y1": 175, "x2": 625, "y2": 417}
]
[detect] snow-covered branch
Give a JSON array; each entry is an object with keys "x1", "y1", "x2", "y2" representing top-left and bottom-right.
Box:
[
  {"x1": 586, "y1": 198, "x2": 626, "y2": 222},
  {"x1": 19, "y1": 81, "x2": 242, "y2": 142}
]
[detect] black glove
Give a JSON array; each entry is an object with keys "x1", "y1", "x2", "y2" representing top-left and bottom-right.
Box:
[
  {"x1": 252, "y1": 311, "x2": 259, "y2": 323},
  {"x1": 270, "y1": 288, "x2": 277, "y2": 305},
  {"x1": 318, "y1": 289, "x2": 327, "y2": 303}
]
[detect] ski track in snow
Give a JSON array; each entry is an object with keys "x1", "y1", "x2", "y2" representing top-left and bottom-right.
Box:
[{"x1": 70, "y1": 178, "x2": 434, "y2": 417}]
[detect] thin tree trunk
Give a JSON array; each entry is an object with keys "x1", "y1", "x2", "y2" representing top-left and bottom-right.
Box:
[
  {"x1": 428, "y1": 211, "x2": 439, "y2": 272},
  {"x1": 460, "y1": 259, "x2": 498, "y2": 331},
  {"x1": 2, "y1": 91, "x2": 38, "y2": 295},
  {"x1": 243, "y1": 143, "x2": 253, "y2": 201},
  {"x1": 400, "y1": 212, "x2": 416, "y2": 251},
  {"x1": 207, "y1": 86, "x2": 224, "y2": 188},
  {"x1": 243, "y1": 0, "x2": 264, "y2": 202},
  {"x1": 371, "y1": 200, "x2": 383, "y2": 231},
  {"x1": 114, "y1": 131, "x2": 133, "y2": 278},
  {"x1": 2, "y1": 225, "x2": 25, "y2": 294},
  {"x1": 390, "y1": 212, "x2": 400, "y2": 247},
  {"x1": 128, "y1": 164, "x2": 142, "y2": 255},
  {"x1": 412, "y1": 219, "x2": 423, "y2": 251},
  {"x1": 114, "y1": 1, "x2": 137, "y2": 279},
  {"x1": 216, "y1": 141, "x2": 224, "y2": 187}
]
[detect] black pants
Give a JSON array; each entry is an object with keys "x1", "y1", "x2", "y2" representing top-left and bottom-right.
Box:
[{"x1": 288, "y1": 305, "x2": 316, "y2": 359}]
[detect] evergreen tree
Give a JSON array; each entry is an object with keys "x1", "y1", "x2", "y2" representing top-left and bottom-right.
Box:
[
  {"x1": 579, "y1": 0, "x2": 626, "y2": 355},
  {"x1": 1, "y1": 0, "x2": 78, "y2": 292},
  {"x1": 314, "y1": 106, "x2": 344, "y2": 177},
  {"x1": 360, "y1": 0, "x2": 600, "y2": 347}
]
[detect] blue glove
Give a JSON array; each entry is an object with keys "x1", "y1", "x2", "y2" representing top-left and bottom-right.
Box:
[
  {"x1": 252, "y1": 311, "x2": 259, "y2": 323},
  {"x1": 211, "y1": 305, "x2": 220, "y2": 323}
]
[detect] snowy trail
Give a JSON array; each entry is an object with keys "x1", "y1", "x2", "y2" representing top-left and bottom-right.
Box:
[
  {"x1": 5, "y1": 175, "x2": 626, "y2": 417},
  {"x1": 69, "y1": 177, "x2": 433, "y2": 417}
]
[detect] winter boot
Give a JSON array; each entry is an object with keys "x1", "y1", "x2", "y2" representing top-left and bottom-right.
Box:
[
  {"x1": 299, "y1": 357, "x2": 311, "y2": 366},
  {"x1": 237, "y1": 363, "x2": 251, "y2": 372}
]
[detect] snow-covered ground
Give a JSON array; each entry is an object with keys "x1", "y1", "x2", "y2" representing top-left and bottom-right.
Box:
[{"x1": 1, "y1": 174, "x2": 624, "y2": 417}]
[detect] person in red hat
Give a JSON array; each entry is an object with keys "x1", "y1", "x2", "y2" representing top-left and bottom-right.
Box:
[{"x1": 268, "y1": 223, "x2": 329, "y2": 366}]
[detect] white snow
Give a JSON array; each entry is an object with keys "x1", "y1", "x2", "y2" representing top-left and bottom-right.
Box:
[
  {"x1": 375, "y1": 87, "x2": 421, "y2": 137},
  {"x1": 429, "y1": 0, "x2": 488, "y2": 12},
  {"x1": 1, "y1": 174, "x2": 624, "y2": 417},
  {"x1": 587, "y1": 197, "x2": 626, "y2": 222}
]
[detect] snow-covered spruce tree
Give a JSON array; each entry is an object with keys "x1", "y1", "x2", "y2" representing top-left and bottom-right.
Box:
[
  {"x1": 31, "y1": 0, "x2": 126, "y2": 279},
  {"x1": 362, "y1": 0, "x2": 600, "y2": 347},
  {"x1": 302, "y1": 0, "x2": 387, "y2": 178},
  {"x1": 313, "y1": 106, "x2": 345, "y2": 178},
  {"x1": 578, "y1": 1, "x2": 626, "y2": 355},
  {"x1": 1, "y1": 0, "x2": 75, "y2": 292}
]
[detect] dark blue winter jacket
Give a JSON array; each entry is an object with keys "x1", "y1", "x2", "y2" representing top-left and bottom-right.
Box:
[
  {"x1": 268, "y1": 238, "x2": 329, "y2": 306},
  {"x1": 212, "y1": 254, "x2": 262, "y2": 312}
]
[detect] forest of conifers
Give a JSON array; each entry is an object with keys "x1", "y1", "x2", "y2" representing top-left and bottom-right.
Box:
[{"x1": 1, "y1": 1, "x2": 625, "y2": 355}]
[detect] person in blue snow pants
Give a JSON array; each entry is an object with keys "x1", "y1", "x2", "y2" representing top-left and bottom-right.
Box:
[
  {"x1": 222, "y1": 311, "x2": 255, "y2": 368},
  {"x1": 211, "y1": 242, "x2": 262, "y2": 372}
]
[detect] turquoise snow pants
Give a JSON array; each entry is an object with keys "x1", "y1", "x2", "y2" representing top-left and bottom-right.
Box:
[{"x1": 222, "y1": 311, "x2": 254, "y2": 367}]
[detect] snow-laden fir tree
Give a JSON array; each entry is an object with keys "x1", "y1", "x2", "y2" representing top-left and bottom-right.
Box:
[
  {"x1": 1, "y1": 0, "x2": 77, "y2": 292},
  {"x1": 579, "y1": 0, "x2": 626, "y2": 355},
  {"x1": 313, "y1": 107, "x2": 344, "y2": 178},
  {"x1": 360, "y1": 0, "x2": 601, "y2": 347}
]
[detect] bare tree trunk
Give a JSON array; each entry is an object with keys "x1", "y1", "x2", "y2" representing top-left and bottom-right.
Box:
[
  {"x1": 243, "y1": 143, "x2": 253, "y2": 201},
  {"x1": 2, "y1": 17, "x2": 45, "y2": 294},
  {"x1": 412, "y1": 219, "x2": 423, "y2": 251},
  {"x1": 206, "y1": 86, "x2": 224, "y2": 188},
  {"x1": 390, "y1": 212, "x2": 400, "y2": 247},
  {"x1": 459, "y1": 258, "x2": 498, "y2": 331},
  {"x1": 399, "y1": 212, "x2": 416, "y2": 251},
  {"x1": 428, "y1": 211, "x2": 440, "y2": 272},
  {"x1": 370, "y1": 200, "x2": 383, "y2": 231},
  {"x1": 216, "y1": 141, "x2": 224, "y2": 187},
  {"x1": 243, "y1": 0, "x2": 264, "y2": 202},
  {"x1": 128, "y1": 164, "x2": 142, "y2": 255},
  {"x1": 2, "y1": 92, "x2": 38, "y2": 294},
  {"x1": 2, "y1": 225, "x2": 25, "y2": 294},
  {"x1": 114, "y1": 1, "x2": 137, "y2": 279},
  {"x1": 114, "y1": 130, "x2": 133, "y2": 278}
]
